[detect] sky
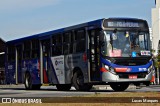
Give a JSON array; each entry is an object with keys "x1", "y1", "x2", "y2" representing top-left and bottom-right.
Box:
[{"x1": 0, "y1": 0, "x2": 155, "y2": 41}]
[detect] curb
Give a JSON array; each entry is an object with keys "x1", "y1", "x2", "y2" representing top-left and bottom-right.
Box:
[{"x1": 92, "y1": 85, "x2": 137, "y2": 90}]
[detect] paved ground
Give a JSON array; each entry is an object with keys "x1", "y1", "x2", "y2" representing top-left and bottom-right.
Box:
[{"x1": 0, "y1": 84, "x2": 159, "y2": 97}]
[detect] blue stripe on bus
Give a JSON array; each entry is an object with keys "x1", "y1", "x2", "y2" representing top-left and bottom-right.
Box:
[
  {"x1": 48, "y1": 57, "x2": 59, "y2": 84},
  {"x1": 100, "y1": 57, "x2": 152, "y2": 73},
  {"x1": 6, "y1": 28, "x2": 65, "y2": 44}
]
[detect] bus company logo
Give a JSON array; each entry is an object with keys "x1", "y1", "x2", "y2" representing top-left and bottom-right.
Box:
[
  {"x1": 126, "y1": 68, "x2": 131, "y2": 72},
  {"x1": 2, "y1": 98, "x2": 11, "y2": 103},
  {"x1": 55, "y1": 60, "x2": 63, "y2": 66}
]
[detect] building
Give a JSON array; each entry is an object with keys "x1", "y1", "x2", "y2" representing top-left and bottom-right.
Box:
[
  {"x1": 149, "y1": 28, "x2": 153, "y2": 49},
  {"x1": 152, "y1": 0, "x2": 160, "y2": 84},
  {"x1": 152, "y1": 0, "x2": 160, "y2": 55},
  {"x1": 0, "y1": 38, "x2": 5, "y2": 84}
]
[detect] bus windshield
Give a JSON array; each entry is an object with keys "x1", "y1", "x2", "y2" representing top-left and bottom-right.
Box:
[{"x1": 100, "y1": 30, "x2": 150, "y2": 57}]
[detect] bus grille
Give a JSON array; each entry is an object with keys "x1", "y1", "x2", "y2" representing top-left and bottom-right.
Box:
[
  {"x1": 118, "y1": 73, "x2": 147, "y2": 79},
  {"x1": 111, "y1": 57, "x2": 151, "y2": 66}
]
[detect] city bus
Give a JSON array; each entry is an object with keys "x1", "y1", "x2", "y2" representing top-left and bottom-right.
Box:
[{"x1": 5, "y1": 18, "x2": 154, "y2": 91}]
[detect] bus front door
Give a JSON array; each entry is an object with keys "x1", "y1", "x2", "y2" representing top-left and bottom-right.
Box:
[
  {"x1": 88, "y1": 30, "x2": 100, "y2": 81},
  {"x1": 40, "y1": 39, "x2": 50, "y2": 84}
]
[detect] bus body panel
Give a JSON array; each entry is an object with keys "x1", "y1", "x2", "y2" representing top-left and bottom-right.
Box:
[
  {"x1": 6, "y1": 62, "x2": 16, "y2": 84},
  {"x1": 46, "y1": 57, "x2": 59, "y2": 84},
  {"x1": 21, "y1": 59, "x2": 41, "y2": 85},
  {"x1": 102, "y1": 71, "x2": 152, "y2": 82},
  {"x1": 47, "y1": 53, "x2": 89, "y2": 85},
  {"x1": 64, "y1": 53, "x2": 89, "y2": 84},
  {"x1": 50, "y1": 56, "x2": 65, "y2": 84}
]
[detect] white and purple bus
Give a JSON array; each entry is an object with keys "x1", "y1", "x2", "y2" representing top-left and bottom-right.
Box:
[{"x1": 5, "y1": 18, "x2": 154, "y2": 91}]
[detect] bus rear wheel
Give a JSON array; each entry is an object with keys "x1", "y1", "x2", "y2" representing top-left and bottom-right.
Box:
[
  {"x1": 24, "y1": 73, "x2": 41, "y2": 90},
  {"x1": 56, "y1": 84, "x2": 71, "y2": 91},
  {"x1": 25, "y1": 73, "x2": 32, "y2": 90},
  {"x1": 72, "y1": 71, "x2": 92, "y2": 91},
  {"x1": 110, "y1": 83, "x2": 129, "y2": 91}
]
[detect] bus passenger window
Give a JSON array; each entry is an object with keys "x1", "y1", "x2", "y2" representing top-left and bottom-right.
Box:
[
  {"x1": 52, "y1": 34, "x2": 63, "y2": 56},
  {"x1": 75, "y1": 30, "x2": 86, "y2": 53},
  {"x1": 23, "y1": 41, "x2": 31, "y2": 59},
  {"x1": 56, "y1": 35, "x2": 62, "y2": 44},
  {"x1": 63, "y1": 32, "x2": 73, "y2": 54},
  {"x1": 31, "y1": 39, "x2": 39, "y2": 58},
  {"x1": 7, "y1": 46, "x2": 15, "y2": 61}
]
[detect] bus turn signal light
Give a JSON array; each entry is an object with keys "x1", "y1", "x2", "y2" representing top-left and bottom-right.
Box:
[{"x1": 100, "y1": 67, "x2": 108, "y2": 72}]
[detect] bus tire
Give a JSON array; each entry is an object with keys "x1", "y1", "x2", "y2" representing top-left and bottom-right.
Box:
[
  {"x1": 24, "y1": 72, "x2": 32, "y2": 90},
  {"x1": 110, "y1": 83, "x2": 129, "y2": 91},
  {"x1": 24, "y1": 73, "x2": 41, "y2": 90},
  {"x1": 56, "y1": 84, "x2": 71, "y2": 91},
  {"x1": 72, "y1": 71, "x2": 92, "y2": 91}
]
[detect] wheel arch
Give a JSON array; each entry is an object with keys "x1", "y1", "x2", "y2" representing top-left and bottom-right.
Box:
[
  {"x1": 71, "y1": 67, "x2": 83, "y2": 82},
  {"x1": 73, "y1": 67, "x2": 82, "y2": 74}
]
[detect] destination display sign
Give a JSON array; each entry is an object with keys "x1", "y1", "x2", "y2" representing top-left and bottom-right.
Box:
[
  {"x1": 107, "y1": 22, "x2": 140, "y2": 28},
  {"x1": 103, "y1": 19, "x2": 148, "y2": 29}
]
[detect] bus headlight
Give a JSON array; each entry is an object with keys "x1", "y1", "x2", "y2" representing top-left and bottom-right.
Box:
[
  {"x1": 104, "y1": 65, "x2": 109, "y2": 70},
  {"x1": 104, "y1": 65, "x2": 116, "y2": 74}
]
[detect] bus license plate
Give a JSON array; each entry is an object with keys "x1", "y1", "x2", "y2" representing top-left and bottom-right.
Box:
[{"x1": 129, "y1": 75, "x2": 137, "y2": 79}]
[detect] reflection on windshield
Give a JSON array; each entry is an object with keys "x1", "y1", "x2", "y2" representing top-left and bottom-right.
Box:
[{"x1": 100, "y1": 30, "x2": 150, "y2": 57}]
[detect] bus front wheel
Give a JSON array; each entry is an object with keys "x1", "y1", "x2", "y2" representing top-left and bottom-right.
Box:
[
  {"x1": 72, "y1": 71, "x2": 92, "y2": 91},
  {"x1": 110, "y1": 83, "x2": 129, "y2": 91}
]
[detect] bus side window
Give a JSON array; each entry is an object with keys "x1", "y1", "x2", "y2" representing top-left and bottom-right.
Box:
[
  {"x1": 31, "y1": 39, "x2": 39, "y2": 58},
  {"x1": 74, "y1": 29, "x2": 86, "y2": 53},
  {"x1": 63, "y1": 32, "x2": 73, "y2": 54},
  {"x1": 23, "y1": 41, "x2": 31, "y2": 59},
  {"x1": 52, "y1": 35, "x2": 56, "y2": 56},
  {"x1": 7, "y1": 45, "x2": 15, "y2": 62},
  {"x1": 52, "y1": 34, "x2": 63, "y2": 56}
]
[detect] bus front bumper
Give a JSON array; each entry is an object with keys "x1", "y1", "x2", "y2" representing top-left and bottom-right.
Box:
[{"x1": 102, "y1": 71, "x2": 153, "y2": 83}]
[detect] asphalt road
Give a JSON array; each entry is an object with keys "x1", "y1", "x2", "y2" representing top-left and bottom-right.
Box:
[{"x1": 0, "y1": 84, "x2": 160, "y2": 97}]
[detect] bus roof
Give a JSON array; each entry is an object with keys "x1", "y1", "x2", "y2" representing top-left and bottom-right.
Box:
[
  {"x1": 6, "y1": 17, "x2": 148, "y2": 44},
  {"x1": 7, "y1": 18, "x2": 104, "y2": 44}
]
